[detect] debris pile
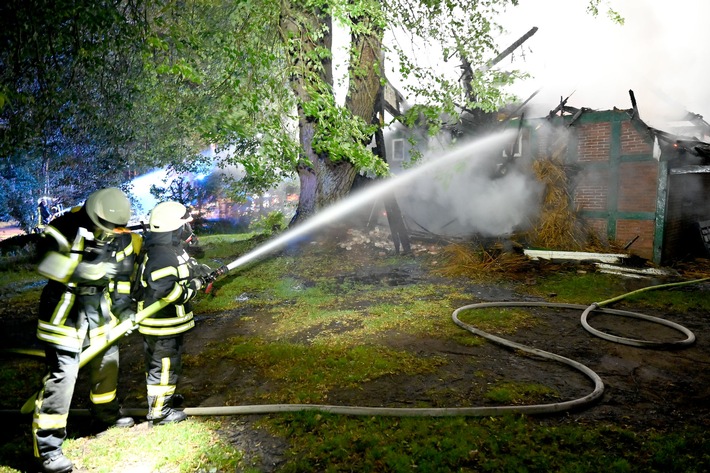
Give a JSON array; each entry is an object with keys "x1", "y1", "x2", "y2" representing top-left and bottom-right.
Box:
[
  {"x1": 334, "y1": 227, "x2": 442, "y2": 256},
  {"x1": 436, "y1": 242, "x2": 535, "y2": 280}
]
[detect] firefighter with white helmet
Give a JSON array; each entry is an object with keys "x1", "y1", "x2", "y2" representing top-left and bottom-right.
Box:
[
  {"x1": 33, "y1": 187, "x2": 138, "y2": 473},
  {"x1": 134, "y1": 201, "x2": 211, "y2": 425}
]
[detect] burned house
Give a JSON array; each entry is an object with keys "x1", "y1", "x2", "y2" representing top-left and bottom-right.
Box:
[
  {"x1": 376, "y1": 25, "x2": 710, "y2": 265},
  {"x1": 384, "y1": 94, "x2": 710, "y2": 266},
  {"x1": 513, "y1": 101, "x2": 710, "y2": 265}
]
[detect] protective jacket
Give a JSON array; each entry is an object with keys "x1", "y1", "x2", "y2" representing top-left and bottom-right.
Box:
[
  {"x1": 36, "y1": 206, "x2": 136, "y2": 351},
  {"x1": 134, "y1": 231, "x2": 200, "y2": 336}
]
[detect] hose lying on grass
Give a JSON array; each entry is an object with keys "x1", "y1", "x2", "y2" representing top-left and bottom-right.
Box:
[{"x1": 1, "y1": 279, "x2": 705, "y2": 418}]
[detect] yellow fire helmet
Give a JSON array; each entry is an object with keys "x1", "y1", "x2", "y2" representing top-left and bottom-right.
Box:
[
  {"x1": 149, "y1": 201, "x2": 193, "y2": 233},
  {"x1": 85, "y1": 187, "x2": 131, "y2": 233}
]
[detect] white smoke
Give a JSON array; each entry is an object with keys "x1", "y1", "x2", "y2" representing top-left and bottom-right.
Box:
[
  {"x1": 396, "y1": 138, "x2": 542, "y2": 237},
  {"x1": 499, "y1": 0, "x2": 710, "y2": 127}
]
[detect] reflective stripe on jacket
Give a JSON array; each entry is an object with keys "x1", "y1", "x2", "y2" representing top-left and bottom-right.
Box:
[
  {"x1": 136, "y1": 236, "x2": 197, "y2": 337},
  {"x1": 36, "y1": 207, "x2": 137, "y2": 351}
]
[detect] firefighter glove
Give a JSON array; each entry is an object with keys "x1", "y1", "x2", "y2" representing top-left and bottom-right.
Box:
[
  {"x1": 119, "y1": 310, "x2": 137, "y2": 335},
  {"x1": 189, "y1": 261, "x2": 212, "y2": 278},
  {"x1": 190, "y1": 277, "x2": 204, "y2": 292}
]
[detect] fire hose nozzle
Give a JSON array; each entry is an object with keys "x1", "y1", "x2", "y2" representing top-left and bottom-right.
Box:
[
  {"x1": 203, "y1": 266, "x2": 226, "y2": 283},
  {"x1": 203, "y1": 265, "x2": 229, "y2": 294},
  {"x1": 209, "y1": 265, "x2": 229, "y2": 281}
]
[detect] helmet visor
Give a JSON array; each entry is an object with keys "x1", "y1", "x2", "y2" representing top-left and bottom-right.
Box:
[{"x1": 97, "y1": 216, "x2": 119, "y2": 232}]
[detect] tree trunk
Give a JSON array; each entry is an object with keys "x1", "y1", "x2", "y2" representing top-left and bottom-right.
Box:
[
  {"x1": 345, "y1": 8, "x2": 382, "y2": 126},
  {"x1": 290, "y1": 104, "x2": 358, "y2": 223},
  {"x1": 281, "y1": 1, "x2": 359, "y2": 225},
  {"x1": 345, "y1": 3, "x2": 410, "y2": 254}
]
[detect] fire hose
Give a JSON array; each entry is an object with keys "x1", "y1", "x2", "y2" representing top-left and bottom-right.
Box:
[{"x1": 3, "y1": 278, "x2": 702, "y2": 419}]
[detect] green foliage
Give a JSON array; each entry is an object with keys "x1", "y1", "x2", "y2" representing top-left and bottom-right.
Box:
[
  {"x1": 587, "y1": 0, "x2": 626, "y2": 25},
  {"x1": 385, "y1": 0, "x2": 521, "y2": 118},
  {"x1": 249, "y1": 210, "x2": 288, "y2": 236},
  {"x1": 0, "y1": 0, "x2": 151, "y2": 215},
  {"x1": 303, "y1": 91, "x2": 389, "y2": 176}
]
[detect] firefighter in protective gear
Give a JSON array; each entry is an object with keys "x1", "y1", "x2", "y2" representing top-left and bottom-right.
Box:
[
  {"x1": 135, "y1": 201, "x2": 211, "y2": 425},
  {"x1": 32, "y1": 187, "x2": 138, "y2": 473}
]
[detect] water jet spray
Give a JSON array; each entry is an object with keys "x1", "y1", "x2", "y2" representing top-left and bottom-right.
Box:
[{"x1": 206, "y1": 129, "x2": 518, "y2": 284}]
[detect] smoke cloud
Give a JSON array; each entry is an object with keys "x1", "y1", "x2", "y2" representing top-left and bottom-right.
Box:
[
  {"x1": 396, "y1": 135, "x2": 543, "y2": 237},
  {"x1": 499, "y1": 0, "x2": 710, "y2": 128}
]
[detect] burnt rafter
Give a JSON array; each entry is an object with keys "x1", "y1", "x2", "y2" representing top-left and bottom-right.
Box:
[
  {"x1": 652, "y1": 128, "x2": 710, "y2": 159},
  {"x1": 452, "y1": 27, "x2": 539, "y2": 136},
  {"x1": 546, "y1": 91, "x2": 577, "y2": 119},
  {"x1": 626, "y1": 89, "x2": 710, "y2": 160}
]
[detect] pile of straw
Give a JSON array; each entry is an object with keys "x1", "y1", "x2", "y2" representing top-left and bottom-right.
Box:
[
  {"x1": 527, "y1": 157, "x2": 585, "y2": 250},
  {"x1": 436, "y1": 242, "x2": 534, "y2": 279}
]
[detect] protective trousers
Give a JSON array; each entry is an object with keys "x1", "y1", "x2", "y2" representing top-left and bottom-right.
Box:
[
  {"x1": 32, "y1": 343, "x2": 119, "y2": 459},
  {"x1": 144, "y1": 334, "x2": 183, "y2": 420},
  {"x1": 32, "y1": 296, "x2": 119, "y2": 458}
]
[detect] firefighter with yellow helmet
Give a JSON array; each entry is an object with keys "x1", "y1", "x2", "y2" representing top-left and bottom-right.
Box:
[
  {"x1": 32, "y1": 187, "x2": 138, "y2": 473},
  {"x1": 134, "y1": 201, "x2": 211, "y2": 425}
]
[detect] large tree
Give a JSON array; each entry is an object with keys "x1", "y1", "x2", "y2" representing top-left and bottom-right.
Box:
[
  {"x1": 0, "y1": 0, "x2": 620, "y2": 230},
  {"x1": 254, "y1": 0, "x2": 620, "y2": 224}
]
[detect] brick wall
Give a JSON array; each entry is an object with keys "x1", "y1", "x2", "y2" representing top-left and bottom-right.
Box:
[
  {"x1": 577, "y1": 122, "x2": 611, "y2": 162},
  {"x1": 620, "y1": 121, "x2": 652, "y2": 154},
  {"x1": 571, "y1": 114, "x2": 658, "y2": 260},
  {"x1": 617, "y1": 162, "x2": 658, "y2": 212},
  {"x1": 574, "y1": 168, "x2": 609, "y2": 211}
]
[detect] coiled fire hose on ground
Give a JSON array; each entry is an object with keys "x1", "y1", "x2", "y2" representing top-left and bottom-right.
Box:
[{"x1": 1, "y1": 278, "x2": 705, "y2": 418}]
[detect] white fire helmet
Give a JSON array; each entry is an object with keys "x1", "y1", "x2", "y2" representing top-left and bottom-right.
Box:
[
  {"x1": 149, "y1": 201, "x2": 193, "y2": 233},
  {"x1": 85, "y1": 187, "x2": 131, "y2": 233}
]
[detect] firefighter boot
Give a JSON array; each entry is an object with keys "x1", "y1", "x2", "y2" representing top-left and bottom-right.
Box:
[
  {"x1": 40, "y1": 452, "x2": 73, "y2": 473},
  {"x1": 90, "y1": 401, "x2": 135, "y2": 431},
  {"x1": 147, "y1": 394, "x2": 187, "y2": 426},
  {"x1": 154, "y1": 409, "x2": 187, "y2": 425}
]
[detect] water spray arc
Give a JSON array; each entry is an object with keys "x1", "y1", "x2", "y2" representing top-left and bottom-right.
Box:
[
  {"x1": 207, "y1": 130, "x2": 519, "y2": 281},
  {"x1": 9, "y1": 130, "x2": 517, "y2": 416}
]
